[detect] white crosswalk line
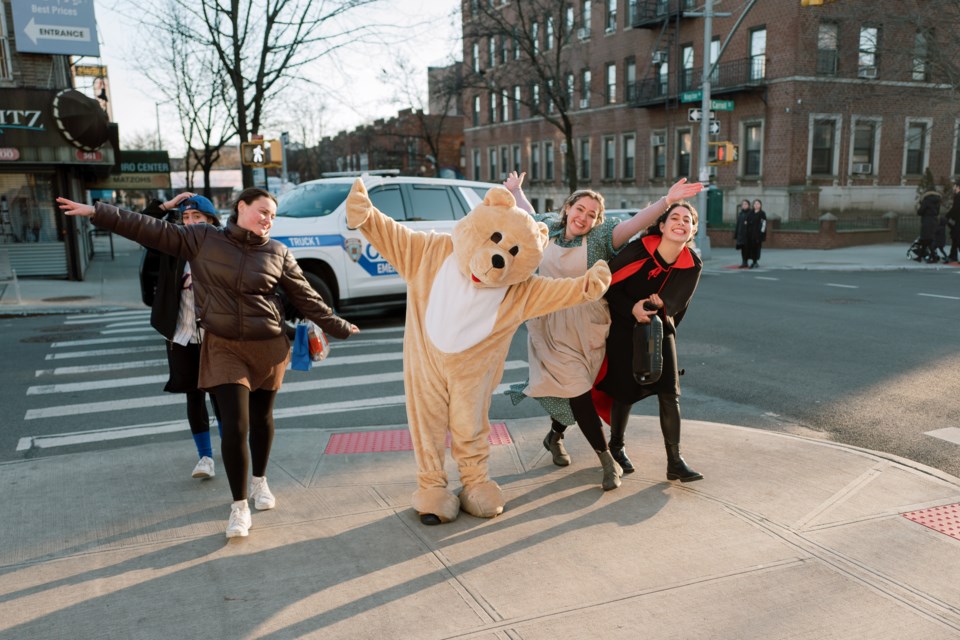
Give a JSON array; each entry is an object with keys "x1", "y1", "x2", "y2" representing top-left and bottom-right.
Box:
[
  {"x1": 52, "y1": 334, "x2": 159, "y2": 348},
  {"x1": 35, "y1": 359, "x2": 168, "y2": 376},
  {"x1": 45, "y1": 345, "x2": 165, "y2": 360},
  {"x1": 65, "y1": 310, "x2": 150, "y2": 321},
  {"x1": 27, "y1": 375, "x2": 168, "y2": 395}
]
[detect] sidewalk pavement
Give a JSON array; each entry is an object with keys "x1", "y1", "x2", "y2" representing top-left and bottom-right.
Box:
[{"x1": 2, "y1": 239, "x2": 959, "y2": 639}]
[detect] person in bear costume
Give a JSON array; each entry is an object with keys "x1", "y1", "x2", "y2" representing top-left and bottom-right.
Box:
[{"x1": 346, "y1": 178, "x2": 611, "y2": 525}]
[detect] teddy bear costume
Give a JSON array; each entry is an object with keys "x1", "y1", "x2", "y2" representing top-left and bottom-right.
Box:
[{"x1": 346, "y1": 179, "x2": 611, "y2": 524}]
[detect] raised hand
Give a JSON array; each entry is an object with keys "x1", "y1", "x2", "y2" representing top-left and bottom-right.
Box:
[
  {"x1": 666, "y1": 178, "x2": 703, "y2": 205},
  {"x1": 56, "y1": 197, "x2": 95, "y2": 217}
]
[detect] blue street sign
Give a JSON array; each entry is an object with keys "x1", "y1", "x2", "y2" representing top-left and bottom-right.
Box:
[{"x1": 12, "y1": 0, "x2": 100, "y2": 57}]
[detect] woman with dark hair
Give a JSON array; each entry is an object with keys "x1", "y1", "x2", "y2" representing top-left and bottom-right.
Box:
[
  {"x1": 57, "y1": 188, "x2": 359, "y2": 539},
  {"x1": 504, "y1": 171, "x2": 702, "y2": 490},
  {"x1": 592, "y1": 201, "x2": 704, "y2": 482}
]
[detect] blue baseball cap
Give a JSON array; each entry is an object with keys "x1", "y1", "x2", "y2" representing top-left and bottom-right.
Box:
[{"x1": 178, "y1": 195, "x2": 220, "y2": 226}]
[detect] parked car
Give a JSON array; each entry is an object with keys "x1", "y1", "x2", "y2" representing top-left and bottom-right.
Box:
[{"x1": 269, "y1": 174, "x2": 501, "y2": 312}]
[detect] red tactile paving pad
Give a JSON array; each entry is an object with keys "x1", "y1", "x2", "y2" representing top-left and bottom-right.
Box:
[
  {"x1": 902, "y1": 503, "x2": 960, "y2": 541},
  {"x1": 324, "y1": 423, "x2": 512, "y2": 455}
]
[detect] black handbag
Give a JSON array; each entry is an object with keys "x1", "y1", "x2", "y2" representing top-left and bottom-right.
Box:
[{"x1": 632, "y1": 315, "x2": 663, "y2": 384}]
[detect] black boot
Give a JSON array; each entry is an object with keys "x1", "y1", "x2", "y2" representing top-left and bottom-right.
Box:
[
  {"x1": 658, "y1": 393, "x2": 703, "y2": 482},
  {"x1": 543, "y1": 425, "x2": 571, "y2": 466},
  {"x1": 665, "y1": 444, "x2": 703, "y2": 482},
  {"x1": 608, "y1": 400, "x2": 635, "y2": 474}
]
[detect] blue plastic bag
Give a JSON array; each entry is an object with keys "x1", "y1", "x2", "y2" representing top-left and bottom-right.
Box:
[{"x1": 290, "y1": 322, "x2": 312, "y2": 371}]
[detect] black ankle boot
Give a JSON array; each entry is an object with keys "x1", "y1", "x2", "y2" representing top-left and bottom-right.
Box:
[
  {"x1": 610, "y1": 446, "x2": 635, "y2": 474},
  {"x1": 543, "y1": 428, "x2": 571, "y2": 466},
  {"x1": 665, "y1": 444, "x2": 702, "y2": 482}
]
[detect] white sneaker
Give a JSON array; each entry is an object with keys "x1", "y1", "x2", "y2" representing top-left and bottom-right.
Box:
[
  {"x1": 225, "y1": 501, "x2": 251, "y2": 538},
  {"x1": 191, "y1": 456, "x2": 215, "y2": 479},
  {"x1": 249, "y1": 476, "x2": 276, "y2": 510}
]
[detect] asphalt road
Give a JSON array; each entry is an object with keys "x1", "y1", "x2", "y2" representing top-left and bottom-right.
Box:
[{"x1": 3, "y1": 266, "x2": 959, "y2": 477}]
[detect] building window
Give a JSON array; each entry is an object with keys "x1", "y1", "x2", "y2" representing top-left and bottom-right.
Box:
[
  {"x1": 582, "y1": 0, "x2": 591, "y2": 32},
  {"x1": 580, "y1": 68, "x2": 591, "y2": 107},
  {"x1": 472, "y1": 42, "x2": 480, "y2": 74},
  {"x1": 743, "y1": 122, "x2": 762, "y2": 176},
  {"x1": 579, "y1": 138, "x2": 591, "y2": 180},
  {"x1": 627, "y1": 0, "x2": 638, "y2": 26},
  {"x1": 489, "y1": 91, "x2": 497, "y2": 123},
  {"x1": 851, "y1": 118, "x2": 878, "y2": 175},
  {"x1": 749, "y1": 28, "x2": 766, "y2": 81},
  {"x1": 904, "y1": 121, "x2": 928, "y2": 176},
  {"x1": 912, "y1": 31, "x2": 929, "y2": 81},
  {"x1": 545, "y1": 141, "x2": 555, "y2": 180},
  {"x1": 859, "y1": 26, "x2": 878, "y2": 77},
  {"x1": 531, "y1": 143, "x2": 541, "y2": 180},
  {"x1": 709, "y1": 38, "x2": 720, "y2": 83},
  {"x1": 472, "y1": 149, "x2": 482, "y2": 181},
  {"x1": 489, "y1": 147, "x2": 498, "y2": 182},
  {"x1": 501, "y1": 88, "x2": 509, "y2": 122},
  {"x1": 565, "y1": 72, "x2": 575, "y2": 110},
  {"x1": 488, "y1": 36, "x2": 496, "y2": 68},
  {"x1": 500, "y1": 35, "x2": 509, "y2": 64},
  {"x1": 512, "y1": 85, "x2": 522, "y2": 120},
  {"x1": 625, "y1": 57, "x2": 636, "y2": 102},
  {"x1": 676, "y1": 130, "x2": 691, "y2": 177},
  {"x1": 657, "y1": 57, "x2": 669, "y2": 96},
  {"x1": 472, "y1": 95, "x2": 480, "y2": 126},
  {"x1": 817, "y1": 23, "x2": 838, "y2": 76},
  {"x1": 606, "y1": 0, "x2": 616, "y2": 32},
  {"x1": 603, "y1": 136, "x2": 616, "y2": 179},
  {"x1": 605, "y1": 63, "x2": 616, "y2": 104},
  {"x1": 532, "y1": 21, "x2": 540, "y2": 55},
  {"x1": 531, "y1": 83, "x2": 541, "y2": 113},
  {"x1": 565, "y1": 5, "x2": 575, "y2": 35},
  {"x1": 546, "y1": 78, "x2": 555, "y2": 113},
  {"x1": 622, "y1": 133, "x2": 636, "y2": 180},
  {"x1": 652, "y1": 131, "x2": 666, "y2": 179},
  {"x1": 681, "y1": 45, "x2": 695, "y2": 91},
  {"x1": 501, "y1": 146, "x2": 510, "y2": 180},
  {"x1": 513, "y1": 28, "x2": 521, "y2": 59},
  {"x1": 512, "y1": 144, "x2": 521, "y2": 173},
  {"x1": 811, "y1": 118, "x2": 837, "y2": 175},
  {"x1": 546, "y1": 16, "x2": 555, "y2": 50}
]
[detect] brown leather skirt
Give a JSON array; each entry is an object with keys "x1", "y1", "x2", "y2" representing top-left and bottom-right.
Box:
[{"x1": 199, "y1": 332, "x2": 291, "y2": 391}]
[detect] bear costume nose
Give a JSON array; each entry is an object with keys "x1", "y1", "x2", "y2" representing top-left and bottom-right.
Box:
[{"x1": 491, "y1": 254, "x2": 505, "y2": 269}]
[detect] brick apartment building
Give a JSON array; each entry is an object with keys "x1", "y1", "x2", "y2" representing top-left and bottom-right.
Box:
[{"x1": 461, "y1": 0, "x2": 959, "y2": 222}]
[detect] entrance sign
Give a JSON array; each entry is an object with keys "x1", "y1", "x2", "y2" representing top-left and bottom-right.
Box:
[{"x1": 12, "y1": 0, "x2": 100, "y2": 57}]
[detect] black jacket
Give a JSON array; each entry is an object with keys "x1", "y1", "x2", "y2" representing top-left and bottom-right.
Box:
[{"x1": 734, "y1": 208, "x2": 766, "y2": 247}]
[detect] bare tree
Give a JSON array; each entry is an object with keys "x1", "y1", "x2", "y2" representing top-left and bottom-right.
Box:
[
  {"x1": 462, "y1": 0, "x2": 587, "y2": 190},
  {"x1": 121, "y1": 129, "x2": 159, "y2": 151},
  {"x1": 273, "y1": 90, "x2": 330, "y2": 182}
]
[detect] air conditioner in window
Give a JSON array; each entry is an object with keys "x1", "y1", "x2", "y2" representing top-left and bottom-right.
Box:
[
  {"x1": 652, "y1": 50, "x2": 666, "y2": 64},
  {"x1": 852, "y1": 162, "x2": 872, "y2": 174},
  {"x1": 577, "y1": 27, "x2": 589, "y2": 40},
  {"x1": 579, "y1": 98, "x2": 590, "y2": 108},
  {"x1": 652, "y1": 133, "x2": 666, "y2": 146},
  {"x1": 858, "y1": 66, "x2": 878, "y2": 79}
]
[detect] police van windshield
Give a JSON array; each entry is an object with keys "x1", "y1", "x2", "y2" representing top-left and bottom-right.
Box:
[{"x1": 276, "y1": 183, "x2": 353, "y2": 218}]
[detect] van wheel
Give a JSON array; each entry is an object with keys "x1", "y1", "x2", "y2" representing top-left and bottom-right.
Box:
[{"x1": 304, "y1": 271, "x2": 336, "y2": 311}]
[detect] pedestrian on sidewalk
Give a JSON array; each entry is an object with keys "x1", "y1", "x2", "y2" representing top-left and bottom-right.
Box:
[
  {"x1": 57, "y1": 188, "x2": 360, "y2": 540},
  {"x1": 592, "y1": 202, "x2": 704, "y2": 483},
  {"x1": 946, "y1": 182, "x2": 960, "y2": 263},
  {"x1": 503, "y1": 170, "x2": 702, "y2": 491},
  {"x1": 734, "y1": 199, "x2": 765, "y2": 268},
  {"x1": 140, "y1": 192, "x2": 223, "y2": 481}
]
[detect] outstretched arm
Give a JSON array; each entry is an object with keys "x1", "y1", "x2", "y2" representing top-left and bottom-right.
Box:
[
  {"x1": 611, "y1": 178, "x2": 703, "y2": 250},
  {"x1": 516, "y1": 260, "x2": 611, "y2": 321},
  {"x1": 503, "y1": 171, "x2": 535, "y2": 215}
]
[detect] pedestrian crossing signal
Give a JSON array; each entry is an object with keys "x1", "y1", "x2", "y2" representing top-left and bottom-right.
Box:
[
  {"x1": 708, "y1": 141, "x2": 737, "y2": 166},
  {"x1": 241, "y1": 140, "x2": 282, "y2": 168}
]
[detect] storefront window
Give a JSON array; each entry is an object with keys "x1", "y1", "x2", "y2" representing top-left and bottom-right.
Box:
[{"x1": 0, "y1": 174, "x2": 58, "y2": 244}]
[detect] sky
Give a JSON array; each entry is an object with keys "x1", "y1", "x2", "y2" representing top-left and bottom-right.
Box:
[{"x1": 89, "y1": 0, "x2": 462, "y2": 155}]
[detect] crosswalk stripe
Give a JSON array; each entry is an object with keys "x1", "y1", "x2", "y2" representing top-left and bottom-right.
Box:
[
  {"x1": 35, "y1": 359, "x2": 169, "y2": 376},
  {"x1": 27, "y1": 375, "x2": 168, "y2": 395},
  {"x1": 45, "y1": 345, "x2": 165, "y2": 360},
  {"x1": 65, "y1": 310, "x2": 149, "y2": 322},
  {"x1": 24, "y1": 363, "x2": 528, "y2": 419},
  {"x1": 52, "y1": 334, "x2": 159, "y2": 348}
]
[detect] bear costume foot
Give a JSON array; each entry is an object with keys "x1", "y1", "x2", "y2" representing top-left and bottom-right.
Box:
[
  {"x1": 412, "y1": 486, "x2": 460, "y2": 525},
  {"x1": 459, "y1": 480, "x2": 505, "y2": 519}
]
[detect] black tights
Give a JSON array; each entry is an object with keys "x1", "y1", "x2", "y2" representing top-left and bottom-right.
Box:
[
  {"x1": 211, "y1": 384, "x2": 277, "y2": 501},
  {"x1": 185, "y1": 391, "x2": 221, "y2": 435},
  {"x1": 605, "y1": 394, "x2": 682, "y2": 449},
  {"x1": 566, "y1": 391, "x2": 608, "y2": 452}
]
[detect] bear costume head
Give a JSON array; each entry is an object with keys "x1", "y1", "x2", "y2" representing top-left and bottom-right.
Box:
[{"x1": 452, "y1": 186, "x2": 549, "y2": 288}]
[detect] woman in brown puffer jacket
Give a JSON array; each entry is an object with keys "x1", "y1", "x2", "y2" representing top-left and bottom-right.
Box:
[{"x1": 58, "y1": 188, "x2": 360, "y2": 540}]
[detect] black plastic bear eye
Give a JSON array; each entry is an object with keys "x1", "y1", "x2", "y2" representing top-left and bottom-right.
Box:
[
  {"x1": 490, "y1": 232, "x2": 502, "y2": 243},
  {"x1": 509, "y1": 246, "x2": 519, "y2": 256}
]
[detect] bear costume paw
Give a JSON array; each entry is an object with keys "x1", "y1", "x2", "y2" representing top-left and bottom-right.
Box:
[
  {"x1": 583, "y1": 260, "x2": 612, "y2": 301},
  {"x1": 412, "y1": 486, "x2": 460, "y2": 525},
  {"x1": 459, "y1": 480, "x2": 505, "y2": 519}
]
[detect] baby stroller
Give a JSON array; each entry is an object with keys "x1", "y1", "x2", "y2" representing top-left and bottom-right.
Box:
[{"x1": 907, "y1": 219, "x2": 950, "y2": 263}]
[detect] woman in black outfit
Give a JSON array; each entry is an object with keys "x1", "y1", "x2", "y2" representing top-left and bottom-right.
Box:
[{"x1": 592, "y1": 201, "x2": 703, "y2": 482}]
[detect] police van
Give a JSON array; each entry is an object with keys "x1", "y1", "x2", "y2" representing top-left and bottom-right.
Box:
[{"x1": 270, "y1": 174, "x2": 501, "y2": 312}]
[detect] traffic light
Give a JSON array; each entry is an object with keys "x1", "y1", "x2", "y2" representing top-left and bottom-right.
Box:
[
  {"x1": 708, "y1": 141, "x2": 736, "y2": 166},
  {"x1": 241, "y1": 139, "x2": 282, "y2": 168}
]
